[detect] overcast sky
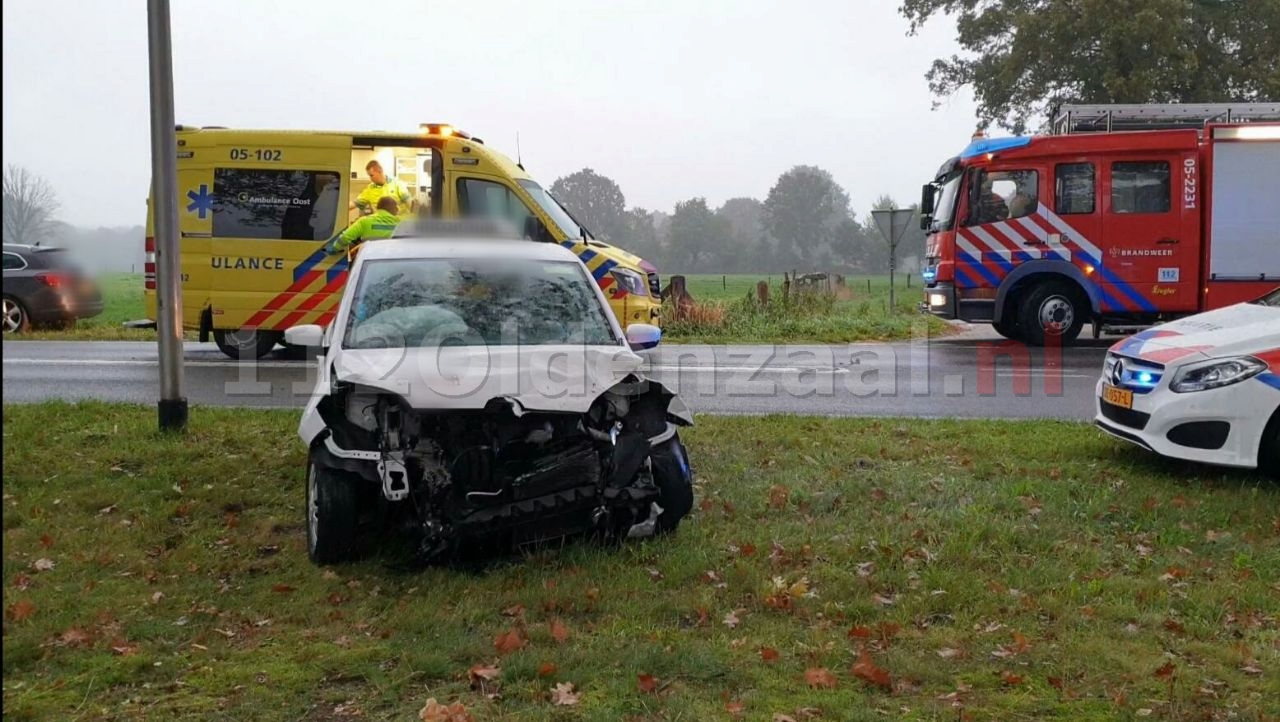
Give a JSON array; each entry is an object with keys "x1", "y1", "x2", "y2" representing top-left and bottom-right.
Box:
[{"x1": 2, "y1": 0, "x2": 977, "y2": 229}]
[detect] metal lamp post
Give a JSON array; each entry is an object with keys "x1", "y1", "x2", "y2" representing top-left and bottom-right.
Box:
[{"x1": 147, "y1": 0, "x2": 187, "y2": 430}]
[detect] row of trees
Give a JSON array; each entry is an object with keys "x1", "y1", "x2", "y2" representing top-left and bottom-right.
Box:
[
  {"x1": 550, "y1": 167, "x2": 926, "y2": 275},
  {"x1": 3, "y1": 165, "x2": 61, "y2": 247}
]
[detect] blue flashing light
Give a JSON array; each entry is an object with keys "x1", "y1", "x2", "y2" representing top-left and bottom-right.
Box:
[
  {"x1": 960, "y1": 136, "x2": 1032, "y2": 160},
  {"x1": 922, "y1": 269, "x2": 937, "y2": 282},
  {"x1": 1137, "y1": 372, "x2": 1154, "y2": 385}
]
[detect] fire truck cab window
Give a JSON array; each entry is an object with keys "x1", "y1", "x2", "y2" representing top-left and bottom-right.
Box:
[
  {"x1": 967, "y1": 169, "x2": 1038, "y2": 226},
  {"x1": 1111, "y1": 161, "x2": 1171, "y2": 214},
  {"x1": 1055, "y1": 163, "x2": 1095, "y2": 215}
]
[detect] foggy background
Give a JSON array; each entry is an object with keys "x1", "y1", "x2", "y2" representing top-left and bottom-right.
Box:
[{"x1": 2, "y1": 0, "x2": 977, "y2": 274}]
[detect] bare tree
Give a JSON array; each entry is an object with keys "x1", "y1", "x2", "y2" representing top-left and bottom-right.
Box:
[{"x1": 3, "y1": 165, "x2": 60, "y2": 246}]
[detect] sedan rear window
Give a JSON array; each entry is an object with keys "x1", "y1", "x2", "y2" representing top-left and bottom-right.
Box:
[{"x1": 342, "y1": 258, "x2": 617, "y2": 349}]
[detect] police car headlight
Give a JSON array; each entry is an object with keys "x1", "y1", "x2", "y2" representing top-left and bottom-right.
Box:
[
  {"x1": 610, "y1": 268, "x2": 648, "y2": 296},
  {"x1": 1169, "y1": 356, "x2": 1265, "y2": 393}
]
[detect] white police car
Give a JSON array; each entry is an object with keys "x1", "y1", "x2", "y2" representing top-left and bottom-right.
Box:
[{"x1": 1095, "y1": 287, "x2": 1280, "y2": 475}]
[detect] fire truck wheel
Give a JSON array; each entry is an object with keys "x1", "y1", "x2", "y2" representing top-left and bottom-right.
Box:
[
  {"x1": 214, "y1": 328, "x2": 282, "y2": 359},
  {"x1": 992, "y1": 315, "x2": 1022, "y2": 342},
  {"x1": 1019, "y1": 282, "x2": 1085, "y2": 347}
]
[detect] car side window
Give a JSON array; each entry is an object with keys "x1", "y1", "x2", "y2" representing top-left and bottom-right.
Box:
[
  {"x1": 2, "y1": 252, "x2": 26, "y2": 270},
  {"x1": 1111, "y1": 161, "x2": 1171, "y2": 214}
]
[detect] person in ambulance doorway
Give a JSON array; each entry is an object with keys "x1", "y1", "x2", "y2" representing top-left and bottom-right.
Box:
[
  {"x1": 350, "y1": 160, "x2": 413, "y2": 218},
  {"x1": 326, "y1": 197, "x2": 402, "y2": 257}
]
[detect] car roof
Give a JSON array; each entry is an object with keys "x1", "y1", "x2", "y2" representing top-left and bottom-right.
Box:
[
  {"x1": 355, "y1": 238, "x2": 580, "y2": 263},
  {"x1": 4, "y1": 243, "x2": 65, "y2": 252}
]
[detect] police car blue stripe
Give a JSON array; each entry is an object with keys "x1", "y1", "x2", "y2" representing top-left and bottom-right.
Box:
[{"x1": 1258, "y1": 372, "x2": 1280, "y2": 391}]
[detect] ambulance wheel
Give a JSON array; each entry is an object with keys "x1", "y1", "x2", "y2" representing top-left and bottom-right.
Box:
[
  {"x1": 214, "y1": 328, "x2": 281, "y2": 359},
  {"x1": 1019, "y1": 282, "x2": 1085, "y2": 347},
  {"x1": 306, "y1": 462, "x2": 360, "y2": 565},
  {"x1": 1259, "y1": 408, "x2": 1280, "y2": 479}
]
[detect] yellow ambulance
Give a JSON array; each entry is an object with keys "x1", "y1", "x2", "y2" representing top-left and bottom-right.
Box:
[{"x1": 144, "y1": 123, "x2": 662, "y2": 358}]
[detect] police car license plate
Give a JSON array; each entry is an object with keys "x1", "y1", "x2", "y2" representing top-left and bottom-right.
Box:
[{"x1": 1102, "y1": 384, "x2": 1133, "y2": 410}]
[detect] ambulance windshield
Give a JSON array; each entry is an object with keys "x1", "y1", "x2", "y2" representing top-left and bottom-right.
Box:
[{"x1": 518, "y1": 180, "x2": 589, "y2": 240}]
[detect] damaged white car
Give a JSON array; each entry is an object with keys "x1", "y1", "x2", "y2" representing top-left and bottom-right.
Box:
[{"x1": 286, "y1": 237, "x2": 694, "y2": 565}]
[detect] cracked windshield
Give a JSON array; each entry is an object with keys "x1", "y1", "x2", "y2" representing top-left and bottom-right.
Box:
[{"x1": 343, "y1": 257, "x2": 617, "y2": 348}]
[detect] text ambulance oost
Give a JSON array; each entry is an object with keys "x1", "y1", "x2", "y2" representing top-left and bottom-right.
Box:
[{"x1": 144, "y1": 123, "x2": 663, "y2": 359}]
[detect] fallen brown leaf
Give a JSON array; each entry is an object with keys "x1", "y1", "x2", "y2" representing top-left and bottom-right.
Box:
[
  {"x1": 637, "y1": 673, "x2": 658, "y2": 694},
  {"x1": 38, "y1": 533, "x2": 54, "y2": 549},
  {"x1": 725, "y1": 700, "x2": 746, "y2": 717},
  {"x1": 550, "y1": 682, "x2": 579, "y2": 706},
  {"x1": 1000, "y1": 671, "x2": 1025, "y2": 686},
  {"x1": 468, "y1": 664, "x2": 501, "y2": 687},
  {"x1": 769, "y1": 485, "x2": 790, "y2": 510},
  {"x1": 851, "y1": 648, "x2": 892, "y2": 691},
  {"x1": 8, "y1": 599, "x2": 35, "y2": 622},
  {"x1": 1153, "y1": 661, "x2": 1176, "y2": 679},
  {"x1": 804, "y1": 667, "x2": 837, "y2": 689},
  {"x1": 760, "y1": 646, "x2": 780, "y2": 663},
  {"x1": 271, "y1": 583, "x2": 295, "y2": 594},
  {"x1": 536, "y1": 662, "x2": 558, "y2": 677},
  {"x1": 493, "y1": 629, "x2": 526, "y2": 655},
  {"x1": 419, "y1": 698, "x2": 474, "y2": 722},
  {"x1": 549, "y1": 618, "x2": 570, "y2": 643}
]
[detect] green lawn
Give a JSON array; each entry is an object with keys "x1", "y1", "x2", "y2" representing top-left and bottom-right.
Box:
[
  {"x1": 663, "y1": 273, "x2": 948, "y2": 345},
  {"x1": 4, "y1": 403, "x2": 1276, "y2": 721},
  {"x1": 677, "y1": 273, "x2": 924, "y2": 308}
]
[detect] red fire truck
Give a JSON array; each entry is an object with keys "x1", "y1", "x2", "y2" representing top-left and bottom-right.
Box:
[{"x1": 920, "y1": 103, "x2": 1280, "y2": 345}]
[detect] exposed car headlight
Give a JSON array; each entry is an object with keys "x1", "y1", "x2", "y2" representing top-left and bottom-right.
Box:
[
  {"x1": 610, "y1": 268, "x2": 648, "y2": 296},
  {"x1": 1169, "y1": 356, "x2": 1265, "y2": 393}
]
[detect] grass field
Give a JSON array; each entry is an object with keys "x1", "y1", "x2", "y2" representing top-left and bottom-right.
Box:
[
  {"x1": 9, "y1": 273, "x2": 944, "y2": 345},
  {"x1": 678, "y1": 273, "x2": 924, "y2": 308},
  {"x1": 663, "y1": 273, "x2": 948, "y2": 345},
  {"x1": 4, "y1": 403, "x2": 1277, "y2": 721}
]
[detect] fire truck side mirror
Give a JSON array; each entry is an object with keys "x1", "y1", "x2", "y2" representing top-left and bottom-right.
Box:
[
  {"x1": 920, "y1": 184, "x2": 935, "y2": 230},
  {"x1": 920, "y1": 184, "x2": 936, "y2": 216}
]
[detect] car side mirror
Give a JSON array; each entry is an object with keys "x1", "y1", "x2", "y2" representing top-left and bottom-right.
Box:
[
  {"x1": 625, "y1": 323, "x2": 661, "y2": 351},
  {"x1": 285, "y1": 324, "x2": 326, "y2": 349}
]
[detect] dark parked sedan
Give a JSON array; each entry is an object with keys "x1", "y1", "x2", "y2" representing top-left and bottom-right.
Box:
[{"x1": 2, "y1": 244, "x2": 104, "y2": 333}]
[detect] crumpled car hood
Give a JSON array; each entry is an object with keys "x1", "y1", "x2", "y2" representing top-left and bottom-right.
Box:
[{"x1": 330, "y1": 344, "x2": 646, "y2": 413}]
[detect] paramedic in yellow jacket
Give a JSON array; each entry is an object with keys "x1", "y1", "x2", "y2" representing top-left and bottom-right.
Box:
[
  {"x1": 349, "y1": 160, "x2": 413, "y2": 217},
  {"x1": 325, "y1": 197, "x2": 401, "y2": 256}
]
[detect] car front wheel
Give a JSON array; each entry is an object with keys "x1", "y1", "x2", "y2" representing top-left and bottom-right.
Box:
[
  {"x1": 1260, "y1": 408, "x2": 1280, "y2": 479},
  {"x1": 307, "y1": 462, "x2": 360, "y2": 565},
  {"x1": 649, "y1": 433, "x2": 694, "y2": 533}
]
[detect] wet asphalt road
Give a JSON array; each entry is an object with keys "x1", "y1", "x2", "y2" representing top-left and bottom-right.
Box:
[{"x1": 2, "y1": 326, "x2": 1111, "y2": 420}]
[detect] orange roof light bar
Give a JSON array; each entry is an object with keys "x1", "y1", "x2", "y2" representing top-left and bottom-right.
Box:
[{"x1": 419, "y1": 123, "x2": 471, "y2": 139}]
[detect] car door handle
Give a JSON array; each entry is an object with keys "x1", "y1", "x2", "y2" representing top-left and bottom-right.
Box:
[{"x1": 1157, "y1": 237, "x2": 1180, "y2": 245}]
